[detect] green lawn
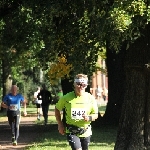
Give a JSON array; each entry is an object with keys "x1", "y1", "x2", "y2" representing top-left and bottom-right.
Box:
[
  {"x1": 0, "y1": 105, "x2": 117, "y2": 150},
  {"x1": 26, "y1": 126, "x2": 116, "y2": 150},
  {"x1": 26, "y1": 105, "x2": 116, "y2": 150}
]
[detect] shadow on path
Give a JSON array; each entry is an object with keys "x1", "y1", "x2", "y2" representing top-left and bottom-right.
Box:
[{"x1": 0, "y1": 116, "x2": 56, "y2": 150}]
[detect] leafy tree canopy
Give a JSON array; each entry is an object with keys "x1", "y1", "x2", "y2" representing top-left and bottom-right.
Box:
[{"x1": 0, "y1": 0, "x2": 150, "y2": 82}]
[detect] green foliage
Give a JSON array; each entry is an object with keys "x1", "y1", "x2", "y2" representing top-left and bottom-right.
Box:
[
  {"x1": 107, "y1": 0, "x2": 150, "y2": 50},
  {"x1": 0, "y1": 0, "x2": 150, "y2": 94}
]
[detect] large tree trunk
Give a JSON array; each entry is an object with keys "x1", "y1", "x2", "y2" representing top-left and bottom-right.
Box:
[
  {"x1": 102, "y1": 44, "x2": 126, "y2": 125},
  {"x1": 115, "y1": 24, "x2": 150, "y2": 150},
  {"x1": 91, "y1": 44, "x2": 126, "y2": 127}
]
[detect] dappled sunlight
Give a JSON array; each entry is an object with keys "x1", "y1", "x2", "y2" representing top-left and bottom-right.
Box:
[{"x1": 0, "y1": 105, "x2": 116, "y2": 150}]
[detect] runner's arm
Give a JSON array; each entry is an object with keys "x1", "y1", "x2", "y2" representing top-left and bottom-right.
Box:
[
  {"x1": 83, "y1": 95, "x2": 99, "y2": 121},
  {"x1": 21, "y1": 99, "x2": 27, "y2": 116},
  {"x1": 1, "y1": 102, "x2": 9, "y2": 109},
  {"x1": 82, "y1": 113, "x2": 98, "y2": 121},
  {"x1": 34, "y1": 92, "x2": 37, "y2": 99},
  {"x1": 55, "y1": 107, "x2": 65, "y2": 135},
  {"x1": 55, "y1": 107, "x2": 63, "y2": 124},
  {"x1": 88, "y1": 113, "x2": 98, "y2": 121}
]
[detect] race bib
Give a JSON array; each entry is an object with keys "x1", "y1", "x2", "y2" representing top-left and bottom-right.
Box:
[
  {"x1": 71, "y1": 108, "x2": 87, "y2": 120},
  {"x1": 37, "y1": 100, "x2": 42, "y2": 104},
  {"x1": 9, "y1": 104, "x2": 18, "y2": 111}
]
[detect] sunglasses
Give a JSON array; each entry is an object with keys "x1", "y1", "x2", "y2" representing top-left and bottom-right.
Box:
[{"x1": 76, "y1": 82, "x2": 87, "y2": 88}]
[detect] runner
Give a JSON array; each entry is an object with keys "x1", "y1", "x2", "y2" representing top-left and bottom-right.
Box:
[
  {"x1": 34, "y1": 87, "x2": 42, "y2": 120},
  {"x1": 37, "y1": 84, "x2": 52, "y2": 125},
  {"x1": 1, "y1": 85, "x2": 27, "y2": 146},
  {"x1": 55, "y1": 73, "x2": 98, "y2": 150}
]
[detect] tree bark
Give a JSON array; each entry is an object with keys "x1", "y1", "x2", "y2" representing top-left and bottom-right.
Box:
[
  {"x1": 115, "y1": 23, "x2": 150, "y2": 150},
  {"x1": 102, "y1": 44, "x2": 126, "y2": 125},
  {"x1": 61, "y1": 78, "x2": 74, "y2": 95}
]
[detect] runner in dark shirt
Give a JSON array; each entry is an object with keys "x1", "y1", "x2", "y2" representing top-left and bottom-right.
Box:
[{"x1": 37, "y1": 84, "x2": 52, "y2": 125}]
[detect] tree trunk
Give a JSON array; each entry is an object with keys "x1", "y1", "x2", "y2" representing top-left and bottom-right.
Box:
[
  {"x1": 102, "y1": 44, "x2": 126, "y2": 125},
  {"x1": 61, "y1": 78, "x2": 74, "y2": 95},
  {"x1": 1, "y1": 59, "x2": 12, "y2": 112},
  {"x1": 2, "y1": 59, "x2": 12, "y2": 95},
  {"x1": 115, "y1": 24, "x2": 150, "y2": 150}
]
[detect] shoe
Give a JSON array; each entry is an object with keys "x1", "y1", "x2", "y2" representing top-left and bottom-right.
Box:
[
  {"x1": 44, "y1": 121, "x2": 47, "y2": 125},
  {"x1": 13, "y1": 140, "x2": 17, "y2": 146},
  {"x1": 37, "y1": 117, "x2": 40, "y2": 120},
  {"x1": 12, "y1": 137, "x2": 15, "y2": 143}
]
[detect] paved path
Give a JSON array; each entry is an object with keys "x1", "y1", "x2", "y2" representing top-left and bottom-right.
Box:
[{"x1": 0, "y1": 111, "x2": 56, "y2": 150}]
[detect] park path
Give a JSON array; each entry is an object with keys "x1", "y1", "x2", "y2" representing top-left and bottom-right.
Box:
[{"x1": 0, "y1": 111, "x2": 56, "y2": 150}]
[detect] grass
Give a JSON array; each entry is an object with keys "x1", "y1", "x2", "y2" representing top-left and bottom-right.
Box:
[
  {"x1": 0, "y1": 105, "x2": 117, "y2": 150},
  {"x1": 26, "y1": 125, "x2": 116, "y2": 150},
  {"x1": 98, "y1": 105, "x2": 106, "y2": 115},
  {"x1": 26, "y1": 105, "x2": 116, "y2": 150}
]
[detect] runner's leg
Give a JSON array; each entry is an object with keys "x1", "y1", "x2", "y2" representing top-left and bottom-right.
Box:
[
  {"x1": 42, "y1": 105, "x2": 46, "y2": 124},
  {"x1": 37, "y1": 104, "x2": 41, "y2": 120},
  {"x1": 15, "y1": 113, "x2": 20, "y2": 140},
  {"x1": 42, "y1": 105, "x2": 49, "y2": 124},
  {"x1": 8, "y1": 115, "x2": 15, "y2": 142},
  {"x1": 66, "y1": 134, "x2": 82, "y2": 150},
  {"x1": 80, "y1": 136, "x2": 91, "y2": 150}
]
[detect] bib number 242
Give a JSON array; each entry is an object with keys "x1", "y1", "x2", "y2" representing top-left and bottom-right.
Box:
[{"x1": 71, "y1": 108, "x2": 86, "y2": 120}]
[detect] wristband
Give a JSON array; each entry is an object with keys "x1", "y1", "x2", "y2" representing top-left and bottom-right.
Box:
[{"x1": 88, "y1": 116, "x2": 92, "y2": 121}]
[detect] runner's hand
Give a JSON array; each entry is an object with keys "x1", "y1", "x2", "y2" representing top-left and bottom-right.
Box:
[
  {"x1": 24, "y1": 111, "x2": 27, "y2": 116},
  {"x1": 58, "y1": 122, "x2": 65, "y2": 135},
  {"x1": 82, "y1": 115, "x2": 88, "y2": 121}
]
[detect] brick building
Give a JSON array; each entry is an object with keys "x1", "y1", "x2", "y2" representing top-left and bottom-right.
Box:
[{"x1": 90, "y1": 59, "x2": 108, "y2": 105}]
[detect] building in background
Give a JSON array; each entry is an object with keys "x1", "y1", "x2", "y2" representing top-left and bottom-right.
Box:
[{"x1": 90, "y1": 58, "x2": 108, "y2": 105}]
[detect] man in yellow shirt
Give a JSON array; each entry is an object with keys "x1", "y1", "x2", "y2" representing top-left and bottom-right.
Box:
[{"x1": 55, "y1": 74, "x2": 98, "y2": 150}]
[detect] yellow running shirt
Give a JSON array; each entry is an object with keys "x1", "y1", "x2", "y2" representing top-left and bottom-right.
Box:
[{"x1": 55, "y1": 91, "x2": 98, "y2": 137}]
